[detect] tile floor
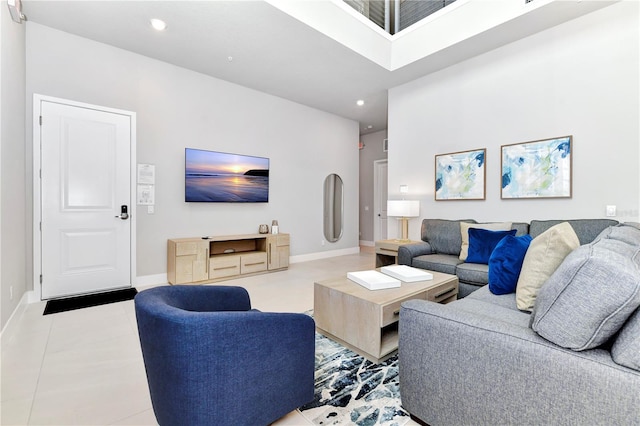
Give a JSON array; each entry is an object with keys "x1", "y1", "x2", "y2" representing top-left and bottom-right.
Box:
[{"x1": 1, "y1": 250, "x2": 420, "y2": 425}]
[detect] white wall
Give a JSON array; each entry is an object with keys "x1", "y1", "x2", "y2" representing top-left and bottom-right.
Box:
[
  {"x1": 26, "y1": 23, "x2": 359, "y2": 281},
  {"x1": 388, "y1": 2, "x2": 639, "y2": 240},
  {"x1": 1, "y1": 7, "x2": 27, "y2": 329}
]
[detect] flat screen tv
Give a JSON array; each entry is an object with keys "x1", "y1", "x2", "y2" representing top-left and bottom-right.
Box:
[{"x1": 185, "y1": 148, "x2": 269, "y2": 202}]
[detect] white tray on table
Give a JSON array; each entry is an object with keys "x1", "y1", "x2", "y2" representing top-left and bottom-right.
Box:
[
  {"x1": 347, "y1": 270, "x2": 401, "y2": 290},
  {"x1": 380, "y1": 265, "x2": 433, "y2": 282}
]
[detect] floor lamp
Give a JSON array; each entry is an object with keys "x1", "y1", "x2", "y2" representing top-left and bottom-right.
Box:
[{"x1": 387, "y1": 200, "x2": 420, "y2": 241}]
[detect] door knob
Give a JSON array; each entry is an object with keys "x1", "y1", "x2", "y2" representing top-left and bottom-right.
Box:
[{"x1": 115, "y1": 205, "x2": 129, "y2": 220}]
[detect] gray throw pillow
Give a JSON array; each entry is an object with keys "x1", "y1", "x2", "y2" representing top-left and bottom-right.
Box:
[
  {"x1": 603, "y1": 223, "x2": 640, "y2": 246},
  {"x1": 422, "y1": 219, "x2": 475, "y2": 256},
  {"x1": 531, "y1": 228, "x2": 640, "y2": 351},
  {"x1": 611, "y1": 308, "x2": 640, "y2": 371}
]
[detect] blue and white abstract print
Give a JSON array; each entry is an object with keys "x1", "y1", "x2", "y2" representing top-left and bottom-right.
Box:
[
  {"x1": 501, "y1": 136, "x2": 572, "y2": 199},
  {"x1": 435, "y1": 149, "x2": 486, "y2": 200}
]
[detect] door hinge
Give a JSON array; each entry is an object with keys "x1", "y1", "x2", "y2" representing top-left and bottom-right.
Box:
[
  {"x1": 40, "y1": 275, "x2": 43, "y2": 285},
  {"x1": 39, "y1": 115, "x2": 42, "y2": 126},
  {"x1": 39, "y1": 222, "x2": 42, "y2": 231}
]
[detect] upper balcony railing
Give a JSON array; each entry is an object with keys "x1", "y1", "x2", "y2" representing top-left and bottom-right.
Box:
[{"x1": 344, "y1": 0, "x2": 457, "y2": 35}]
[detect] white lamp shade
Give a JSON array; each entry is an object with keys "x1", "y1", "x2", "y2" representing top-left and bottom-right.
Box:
[{"x1": 387, "y1": 200, "x2": 420, "y2": 217}]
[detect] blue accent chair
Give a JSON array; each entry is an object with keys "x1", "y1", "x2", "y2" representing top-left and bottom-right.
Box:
[{"x1": 135, "y1": 285, "x2": 316, "y2": 426}]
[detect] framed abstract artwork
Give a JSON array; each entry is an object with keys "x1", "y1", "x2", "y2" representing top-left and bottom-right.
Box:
[
  {"x1": 501, "y1": 136, "x2": 572, "y2": 199},
  {"x1": 435, "y1": 148, "x2": 486, "y2": 201}
]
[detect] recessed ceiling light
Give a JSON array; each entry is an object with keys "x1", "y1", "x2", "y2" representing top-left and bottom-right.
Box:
[
  {"x1": 150, "y1": 18, "x2": 167, "y2": 31},
  {"x1": 356, "y1": 100, "x2": 365, "y2": 106},
  {"x1": 367, "y1": 125, "x2": 373, "y2": 129}
]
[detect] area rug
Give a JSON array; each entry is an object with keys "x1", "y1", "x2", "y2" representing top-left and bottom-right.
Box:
[
  {"x1": 299, "y1": 332, "x2": 409, "y2": 426},
  {"x1": 43, "y1": 288, "x2": 138, "y2": 315}
]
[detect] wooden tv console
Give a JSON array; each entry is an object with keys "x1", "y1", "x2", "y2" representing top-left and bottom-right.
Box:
[{"x1": 167, "y1": 233, "x2": 290, "y2": 285}]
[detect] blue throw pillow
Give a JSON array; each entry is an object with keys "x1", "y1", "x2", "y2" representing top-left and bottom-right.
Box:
[
  {"x1": 488, "y1": 234, "x2": 533, "y2": 295},
  {"x1": 466, "y1": 228, "x2": 517, "y2": 264}
]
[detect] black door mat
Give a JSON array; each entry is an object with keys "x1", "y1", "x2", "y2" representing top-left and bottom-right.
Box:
[{"x1": 43, "y1": 288, "x2": 138, "y2": 315}]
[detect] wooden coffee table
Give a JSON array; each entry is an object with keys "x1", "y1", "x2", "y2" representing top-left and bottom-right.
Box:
[{"x1": 314, "y1": 269, "x2": 458, "y2": 363}]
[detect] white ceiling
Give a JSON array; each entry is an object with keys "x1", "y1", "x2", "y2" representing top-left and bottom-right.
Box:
[{"x1": 20, "y1": 0, "x2": 615, "y2": 135}]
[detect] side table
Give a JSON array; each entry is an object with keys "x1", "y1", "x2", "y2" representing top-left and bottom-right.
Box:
[{"x1": 375, "y1": 239, "x2": 422, "y2": 268}]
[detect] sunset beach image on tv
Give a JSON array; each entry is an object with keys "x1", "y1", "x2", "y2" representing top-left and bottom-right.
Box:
[{"x1": 185, "y1": 148, "x2": 269, "y2": 202}]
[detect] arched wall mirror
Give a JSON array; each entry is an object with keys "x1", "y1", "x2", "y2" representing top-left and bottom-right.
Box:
[{"x1": 323, "y1": 173, "x2": 344, "y2": 243}]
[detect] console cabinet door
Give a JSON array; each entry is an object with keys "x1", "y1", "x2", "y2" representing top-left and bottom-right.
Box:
[
  {"x1": 268, "y1": 234, "x2": 290, "y2": 270},
  {"x1": 168, "y1": 240, "x2": 209, "y2": 283}
]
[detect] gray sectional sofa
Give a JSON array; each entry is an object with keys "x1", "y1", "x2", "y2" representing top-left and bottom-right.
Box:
[
  {"x1": 398, "y1": 223, "x2": 640, "y2": 425},
  {"x1": 398, "y1": 218, "x2": 619, "y2": 297}
]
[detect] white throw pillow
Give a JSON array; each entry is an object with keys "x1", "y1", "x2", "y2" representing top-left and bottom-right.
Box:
[
  {"x1": 459, "y1": 222, "x2": 512, "y2": 261},
  {"x1": 515, "y1": 222, "x2": 579, "y2": 312}
]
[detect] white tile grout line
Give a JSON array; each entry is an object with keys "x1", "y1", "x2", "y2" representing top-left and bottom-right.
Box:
[{"x1": 27, "y1": 307, "x2": 54, "y2": 425}]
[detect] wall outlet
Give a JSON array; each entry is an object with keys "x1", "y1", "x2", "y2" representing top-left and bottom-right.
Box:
[
  {"x1": 606, "y1": 205, "x2": 617, "y2": 217},
  {"x1": 147, "y1": 205, "x2": 155, "y2": 214}
]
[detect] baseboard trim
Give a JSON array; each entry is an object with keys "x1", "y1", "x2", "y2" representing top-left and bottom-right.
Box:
[
  {"x1": 1, "y1": 290, "x2": 32, "y2": 342},
  {"x1": 135, "y1": 273, "x2": 168, "y2": 287},
  {"x1": 27, "y1": 289, "x2": 39, "y2": 304},
  {"x1": 359, "y1": 240, "x2": 374, "y2": 247}
]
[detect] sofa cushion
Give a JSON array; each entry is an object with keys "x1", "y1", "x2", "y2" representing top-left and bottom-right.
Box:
[
  {"x1": 531, "y1": 226, "x2": 640, "y2": 351},
  {"x1": 511, "y1": 222, "x2": 530, "y2": 237},
  {"x1": 529, "y1": 219, "x2": 618, "y2": 245},
  {"x1": 603, "y1": 223, "x2": 640, "y2": 246},
  {"x1": 459, "y1": 222, "x2": 512, "y2": 261},
  {"x1": 450, "y1": 292, "x2": 532, "y2": 328},
  {"x1": 466, "y1": 285, "x2": 522, "y2": 312},
  {"x1": 422, "y1": 219, "x2": 476, "y2": 256},
  {"x1": 516, "y1": 222, "x2": 580, "y2": 312},
  {"x1": 412, "y1": 253, "x2": 462, "y2": 275},
  {"x1": 456, "y1": 262, "x2": 489, "y2": 286},
  {"x1": 611, "y1": 308, "x2": 640, "y2": 371},
  {"x1": 488, "y1": 234, "x2": 533, "y2": 295}
]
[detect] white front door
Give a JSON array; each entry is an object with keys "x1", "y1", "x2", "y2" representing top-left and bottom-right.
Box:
[
  {"x1": 39, "y1": 99, "x2": 133, "y2": 299},
  {"x1": 374, "y1": 160, "x2": 388, "y2": 241}
]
